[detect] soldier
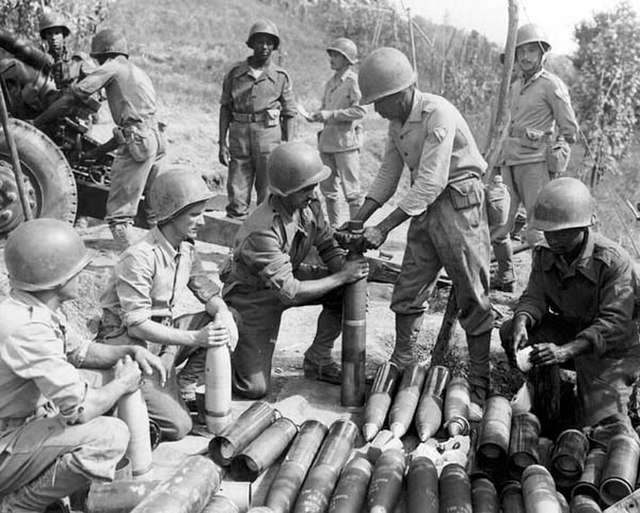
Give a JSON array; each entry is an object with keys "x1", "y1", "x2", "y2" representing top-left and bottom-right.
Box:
[
  {"x1": 354, "y1": 47, "x2": 494, "y2": 420},
  {"x1": 310, "y1": 37, "x2": 366, "y2": 227},
  {"x1": 218, "y1": 20, "x2": 297, "y2": 220},
  {"x1": 99, "y1": 168, "x2": 238, "y2": 441},
  {"x1": 0, "y1": 219, "x2": 165, "y2": 513},
  {"x1": 34, "y1": 28, "x2": 165, "y2": 247},
  {"x1": 500, "y1": 178, "x2": 640, "y2": 444},
  {"x1": 494, "y1": 23, "x2": 579, "y2": 290},
  {"x1": 220, "y1": 141, "x2": 369, "y2": 399}
]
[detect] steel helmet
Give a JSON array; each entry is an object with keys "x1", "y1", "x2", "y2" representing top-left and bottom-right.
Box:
[
  {"x1": 326, "y1": 38, "x2": 358, "y2": 64},
  {"x1": 39, "y1": 11, "x2": 70, "y2": 38},
  {"x1": 149, "y1": 168, "x2": 214, "y2": 224},
  {"x1": 531, "y1": 177, "x2": 595, "y2": 231},
  {"x1": 246, "y1": 20, "x2": 280, "y2": 50},
  {"x1": 268, "y1": 142, "x2": 330, "y2": 196},
  {"x1": 5, "y1": 219, "x2": 93, "y2": 292},
  {"x1": 90, "y1": 29, "x2": 129, "y2": 58},
  {"x1": 516, "y1": 24, "x2": 551, "y2": 52},
  {"x1": 358, "y1": 47, "x2": 416, "y2": 104}
]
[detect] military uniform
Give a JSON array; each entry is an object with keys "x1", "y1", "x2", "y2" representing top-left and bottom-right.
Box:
[
  {"x1": 99, "y1": 227, "x2": 220, "y2": 440},
  {"x1": 221, "y1": 194, "x2": 345, "y2": 398},
  {"x1": 500, "y1": 69, "x2": 579, "y2": 247},
  {"x1": 317, "y1": 67, "x2": 366, "y2": 226},
  {"x1": 0, "y1": 290, "x2": 129, "y2": 507},
  {"x1": 73, "y1": 54, "x2": 164, "y2": 230},
  {"x1": 220, "y1": 59, "x2": 296, "y2": 219},
  {"x1": 367, "y1": 90, "x2": 494, "y2": 396},
  {"x1": 500, "y1": 230, "x2": 640, "y2": 431}
]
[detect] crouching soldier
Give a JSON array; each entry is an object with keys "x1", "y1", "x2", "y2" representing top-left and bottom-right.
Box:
[
  {"x1": 500, "y1": 177, "x2": 640, "y2": 443},
  {"x1": 99, "y1": 168, "x2": 238, "y2": 441},
  {"x1": 221, "y1": 141, "x2": 369, "y2": 399},
  {"x1": 0, "y1": 219, "x2": 165, "y2": 513}
]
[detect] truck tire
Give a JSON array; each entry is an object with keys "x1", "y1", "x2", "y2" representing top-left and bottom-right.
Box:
[{"x1": 0, "y1": 118, "x2": 77, "y2": 236}]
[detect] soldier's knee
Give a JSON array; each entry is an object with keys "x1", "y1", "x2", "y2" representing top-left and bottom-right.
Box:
[
  {"x1": 162, "y1": 412, "x2": 193, "y2": 442},
  {"x1": 92, "y1": 417, "x2": 130, "y2": 460}
]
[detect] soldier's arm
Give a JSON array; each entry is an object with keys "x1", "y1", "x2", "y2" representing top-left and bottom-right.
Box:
[{"x1": 549, "y1": 79, "x2": 579, "y2": 144}]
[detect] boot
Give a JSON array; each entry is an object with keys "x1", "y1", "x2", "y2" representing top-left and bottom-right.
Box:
[
  {"x1": 467, "y1": 330, "x2": 492, "y2": 421},
  {"x1": 304, "y1": 306, "x2": 341, "y2": 383},
  {"x1": 390, "y1": 313, "x2": 424, "y2": 369},
  {"x1": 0, "y1": 454, "x2": 88, "y2": 513}
]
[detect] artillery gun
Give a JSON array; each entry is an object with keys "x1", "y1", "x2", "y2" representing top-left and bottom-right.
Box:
[{"x1": 0, "y1": 28, "x2": 140, "y2": 236}]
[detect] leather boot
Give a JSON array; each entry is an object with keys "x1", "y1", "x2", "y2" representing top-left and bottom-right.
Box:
[
  {"x1": 467, "y1": 329, "x2": 492, "y2": 421},
  {"x1": 0, "y1": 454, "x2": 88, "y2": 513},
  {"x1": 391, "y1": 313, "x2": 424, "y2": 369}
]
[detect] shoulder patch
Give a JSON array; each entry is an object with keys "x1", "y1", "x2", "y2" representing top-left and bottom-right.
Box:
[{"x1": 431, "y1": 127, "x2": 448, "y2": 143}]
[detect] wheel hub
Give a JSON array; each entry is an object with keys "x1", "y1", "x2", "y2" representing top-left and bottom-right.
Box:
[{"x1": 0, "y1": 160, "x2": 37, "y2": 234}]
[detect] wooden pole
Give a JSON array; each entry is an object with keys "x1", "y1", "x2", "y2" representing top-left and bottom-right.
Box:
[
  {"x1": 0, "y1": 90, "x2": 33, "y2": 221},
  {"x1": 407, "y1": 7, "x2": 418, "y2": 88}
]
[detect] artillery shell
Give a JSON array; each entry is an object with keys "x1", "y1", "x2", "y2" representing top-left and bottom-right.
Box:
[
  {"x1": 130, "y1": 456, "x2": 221, "y2": 513},
  {"x1": 570, "y1": 494, "x2": 603, "y2": 513},
  {"x1": 406, "y1": 456, "x2": 438, "y2": 513},
  {"x1": 231, "y1": 417, "x2": 298, "y2": 481},
  {"x1": 202, "y1": 496, "x2": 239, "y2": 513},
  {"x1": 367, "y1": 449, "x2": 406, "y2": 513},
  {"x1": 117, "y1": 389, "x2": 153, "y2": 477},
  {"x1": 538, "y1": 437, "x2": 555, "y2": 470},
  {"x1": 328, "y1": 455, "x2": 372, "y2": 513},
  {"x1": 556, "y1": 491, "x2": 570, "y2": 513},
  {"x1": 500, "y1": 480, "x2": 525, "y2": 513},
  {"x1": 363, "y1": 362, "x2": 400, "y2": 441},
  {"x1": 439, "y1": 463, "x2": 472, "y2": 513},
  {"x1": 366, "y1": 429, "x2": 403, "y2": 464},
  {"x1": 85, "y1": 480, "x2": 160, "y2": 513},
  {"x1": 388, "y1": 363, "x2": 427, "y2": 438},
  {"x1": 599, "y1": 433, "x2": 640, "y2": 506},
  {"x1": 508, "y1": 412, "x2": 541, "y2": 480},
  {"x1": 209, "y1": 401, "x2": 277, "y2": 466},
  {"x1": 444, "y1": 376, "x2": 471, "y2": 437},
  {"x1": 217, "y1": 482, "x2": 252, "y2": 512},
  {"x1": 521, "y1": 464, "x2": 562, "y2": 513},
  {"x1": 293, "y1": 419, "x2": 358, "y2": 513},
  {"x1": 422, "y1": 365, "x2": 451, "y2": 398},
  {"x1": 571, "y1": 447, "x2": 606, "y2": 500},
  {"x1": 551, "y1": 429, "x2": 589, "y2": 488},
  {"x1": 264, "y1": 420, "x2": 328, "y2": 513},
  {"x1": 415, "y1": 365, "x2": 450, "y2": 441},
  {"x1": 205, "y1": 343, "x2": 232, "y2": 434},
  {"x1": 470, "y1": 477, "x2": 499, "y2": 513},
  {"x1": 477, "y1": 395, "x2": 512, "y2": 473}
]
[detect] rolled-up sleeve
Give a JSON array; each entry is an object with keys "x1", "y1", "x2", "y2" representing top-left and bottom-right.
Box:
[
  {"x1": 188, "y1": 252, "x2": 221, "y2": 304},
  {"x1": 2, "y1": 323, "x2": 87, "y2": 423},
  {"x1": 73, "y1": 63, "x2": 114, "y2": 99},
  {"x1": 113, "y1": 254, "x2": 155, "y2": 327}
]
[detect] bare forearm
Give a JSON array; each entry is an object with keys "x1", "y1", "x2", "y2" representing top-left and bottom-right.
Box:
[
  {"x1": 83, "y1": 343, "x2": 131, "y2": 369},
  {"x1": 353, "y1": 197, "x2": 381, "y2": 223},
  {"x1": 377, "y1": 208, "x2": 410, "y2": 234},
  {"x1": 77, "y1": 379, "x2": 130, "y2": 423},
  {"x1": 292, "y1": 273, "x2": 347, "y2": 304},
  {"x1": 218, "y1": 107, "x2": 231, "y2": 144},
  {"x1": 128, "y1": 319, "x2": 198, "y2": 347}
]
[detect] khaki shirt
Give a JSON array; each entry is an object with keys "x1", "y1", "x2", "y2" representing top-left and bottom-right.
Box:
[
  {"x1": 220, "y1": 59, "x2": 297, "y2": 119},
  {"x1": 73, "y1": 54, "x2": 156, "y2": 127},
  {"x1": 0, "y1": 290, "x2": 89, "y2": 423},
  {"x1": 367, "y1": 90, "x2": 487, "y2": 216},
  {"x1": 222, "y1": 194, "x2": 344, "y2": 304},
  {"x1": 516, "y1": 230, "x2": 639, "y2": 356},
  {"x1": 101, "y1": 227, "x2": 219, "y2": 329},
  {"x1": 503, "y1": 69, "x2": 579, "y2": 166},
  {"x1": 317, "y1": 67, "x2": 365, "y2": 153}
]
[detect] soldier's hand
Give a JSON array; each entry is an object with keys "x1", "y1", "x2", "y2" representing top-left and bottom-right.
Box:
[
  {"x1": 215, "y1": 309, "x2": 239, "y2": 349},
  {"x1": 530, "y1": 343, "x2": 569, "y2": 366},
  {"x1": 310, "y1": 111, "x2": 324, "y2": 122},
  {"x1": 218, "y1": 142, "x2": 230, "y2": 167},
  {"x1": 512, "y1": 315, "x2": 529, "y2": 355},
  {"x1": 194, "y1": 321, "x2": 230, "y2": 348},
  {"x1": 114, "y1": 355, "x2": 143, "y2": 393},
  {"x1": 364, "y1": 225, "x2": 388, "y2": 250},
  {"x1": 339, "y1": 258, "x2": 369, "y2": 284},
  {"x1": 131, "y1": 346, "x2": 167, "y2": 387}
]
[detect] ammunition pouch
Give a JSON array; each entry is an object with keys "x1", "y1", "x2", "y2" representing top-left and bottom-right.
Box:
[
  {"x1": 448, "y1": 177, "x2": 483, "y2": 211},
  {"x1": 510, "y1": 127, "x2": 551, "y2": 150}
]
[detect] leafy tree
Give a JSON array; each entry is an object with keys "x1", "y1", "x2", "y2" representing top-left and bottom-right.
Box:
[{"x1": 572, "y1": 1, "x2": 640, "y2": 186}]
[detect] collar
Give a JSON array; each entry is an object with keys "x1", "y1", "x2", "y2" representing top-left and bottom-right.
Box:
[
  {"x1": 521, "y1": 68, "x2": 544, "y2": 87},
  {"x1": 148, "y1": 226, "x2": 194, "y2": 262},
  {"x1": 10, "y1": 289, "x2": 62, "y2": 323},
  {"x1": 236, "y1": 58, "x2": 278, "y2": 82},
  {"x1": 333, "y1": 67, "x2": 351, "y2": 82},
  {"x1": 270, "y1": 194, "x2": 309, "y2": 238},
  {"x1": 540, "y1": 229, "x2": 598, "y2": 283},
  {"x1": 405, "y1": 90, "x2": 425, "y2": 124}
]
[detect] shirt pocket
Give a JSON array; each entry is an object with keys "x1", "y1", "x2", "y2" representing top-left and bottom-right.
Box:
[{"x1": 448, "y1": 179, "x2": 482, "y2": 211}]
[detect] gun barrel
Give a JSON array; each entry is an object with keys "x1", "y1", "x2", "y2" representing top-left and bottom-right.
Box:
[{"x1": 0, "y1": 29, "x2": 53, "y2": 72}]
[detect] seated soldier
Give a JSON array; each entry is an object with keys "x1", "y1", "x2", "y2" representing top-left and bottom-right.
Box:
[
  {"x1": 221, "y1": 141, "x2": 369, "y2": 399},
  {"x1": 500, "y1": 177, "x2": 640, "y2": 444},
  {"x1": 99, "y1": 167, "x2": 237, "y2": 441},
  {"x1": 0, "y1": 219, "x2": 164, "y2": 513}
]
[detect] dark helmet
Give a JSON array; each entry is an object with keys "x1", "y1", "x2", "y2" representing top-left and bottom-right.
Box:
[
  {"x1": 149, "y1": 168, "x2": 214, "y2": 224},
  {"x1": 5, "y1": 219, "x2": 93, "y2": 291},
  {"x1": 246, "y1": 20, "x2": 280, "y2": 50},
  {"x1": 268, "y1": 142, "x2": 330, "y2": 196},
  {"x1": 39, "y1": 11, "x2": 70, "y2": 38},
  {"x1": 532, "y1": 177, "x2": 595, "y2": 231},
  {"x1": 90, "y1": 29, "x2": 129, "y2": 58},
  {"x1": 358, "y1": 47, "x2": 416, "y2": 104}
]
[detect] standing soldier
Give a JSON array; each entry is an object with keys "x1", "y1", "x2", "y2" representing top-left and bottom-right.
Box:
[
  {"x1": 310, "y1": 37, "x2": 365, "y2": 227},
  {"x1": 99, "y1": 168, "x2": 237, "y2": 442},
  {"x1": 220, "y1": 142, "x2": 368, "y2": 399},
  {"x1": 0, "y1": 219, "x2": 165, "y2": 513},
  {"x1": 494, "y1": 23, "x2": 579, "y2": 290},
  {"x1": 354, "y1": 48, "x2": 494, "y2": 421},
  {"x1": 218, "y1": 20, "x2": 297, "y2": 220},
  {"x1": 34, "y1": 28, "x2": 165, "y2": 247}
]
